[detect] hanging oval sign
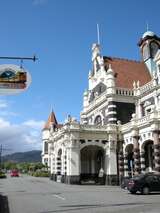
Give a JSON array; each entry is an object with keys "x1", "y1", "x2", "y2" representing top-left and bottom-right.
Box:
[{"x1": 0, "y1": 64, "x2": 31, "y2": 95}]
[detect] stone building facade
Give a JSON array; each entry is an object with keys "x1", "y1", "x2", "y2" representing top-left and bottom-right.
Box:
[{"x1": 42, "y1": 30, "x2": 160, "y2": 185}]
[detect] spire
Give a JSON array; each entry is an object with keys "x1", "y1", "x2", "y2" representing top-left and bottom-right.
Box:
[
  {"x1": 146, "y1": 21, "x2": 149, "y2": 31},
  {"x1": 97, "y1": 23, "x2": 100, "y2": 45},
  {"x1": 43, "y1": 110, "x2": 58, "y2": 130}
]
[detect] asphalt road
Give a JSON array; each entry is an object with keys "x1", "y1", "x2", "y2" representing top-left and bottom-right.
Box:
[{"x1": 1, "y1": 175, "x2": 160, "y2": 213}]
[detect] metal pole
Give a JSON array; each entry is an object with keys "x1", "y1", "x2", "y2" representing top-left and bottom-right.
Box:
[
  {"x1": 0, "y1": 144, "x2": 2, "y2": 170},
  {"x1": 0, "y1": 55, "x2": 38, "y2": 62}
]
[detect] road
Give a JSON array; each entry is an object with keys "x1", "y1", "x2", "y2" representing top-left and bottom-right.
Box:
[{"x1": 1, "y1": 175, "x2": 160, "y2": 213}]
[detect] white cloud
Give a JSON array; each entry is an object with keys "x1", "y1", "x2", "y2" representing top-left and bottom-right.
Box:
[
  {"x1": 0, "y1": 118, "x2": 10, "y2": 128},
  {"x1": 0, "y1": 98, "x2": 45, "y2": 155},
  {"x1": 0, "y1": 99, "x2": 19, "y2": 118},
  {"x1": 0, "y1": 117, "x2": 45, "y2": 155},
  {"x1": 0, "y1": 100, "x2": 8, "y2": 109},
  {"x1": 23, "y1": 119, "x2": 45, "y2": 129}
]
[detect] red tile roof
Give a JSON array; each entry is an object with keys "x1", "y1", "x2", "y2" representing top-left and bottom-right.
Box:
[{"x1": 103, "y1": 57, "x2": 151, "y2": 89}]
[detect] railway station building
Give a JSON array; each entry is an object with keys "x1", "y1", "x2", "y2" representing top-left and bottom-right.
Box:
[{"x1": 42, "y1": 30, "x2": 160, "y2": 185}]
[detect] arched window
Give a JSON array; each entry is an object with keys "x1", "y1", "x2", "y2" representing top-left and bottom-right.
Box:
[
  {"x1": 57, "y1": 149, "x2": 62, "y2": 175},
  {"x1": 94, "y1": 115, "x2": 102, "y2": 125},
  {"x1": 44, "y1": 142, "x2": 48, "y2": 154}
]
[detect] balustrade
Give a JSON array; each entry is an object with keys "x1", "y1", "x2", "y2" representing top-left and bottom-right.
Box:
[{"x1": 116, "y1": 87, "x2": 134, "y2": 96}]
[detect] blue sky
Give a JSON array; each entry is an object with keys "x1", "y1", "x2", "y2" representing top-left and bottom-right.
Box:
[{"x1": 0, "y1": 0, "x2": 160, "y2": 154}]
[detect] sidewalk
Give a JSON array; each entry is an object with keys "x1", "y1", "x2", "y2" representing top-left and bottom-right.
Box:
[{"x1": 0, "y1": 194, "x2": 9, "y2": 213}]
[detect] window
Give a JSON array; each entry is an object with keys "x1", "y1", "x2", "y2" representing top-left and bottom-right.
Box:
[
  {"x1": 44, "y1": 142, "x2": 48, "y2": 154},
  {"x1": 150, "y1": 42, "x2": 159, "y2": 58},
  {"x1": 94, "y1": 115, "x2": 102, "y2": 125},
  {"x1": 0, "y1": 70, "x2": 16, "y2": 79}
]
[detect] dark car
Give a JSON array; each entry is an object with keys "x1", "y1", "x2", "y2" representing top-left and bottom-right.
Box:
[
  {"x1": 127, "y1": 172, "x2": 160, "y2": 194},
  {"x1": 10, "y1": 169, "x2": 19, "y2": 177},
  {"x1": 121, "y1": 177, "x2": 131, "y2": 189}
]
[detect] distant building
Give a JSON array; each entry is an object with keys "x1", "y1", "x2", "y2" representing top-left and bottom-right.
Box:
[{"x1": 42, "y1": 30, "x2": 160, "y2": 185}]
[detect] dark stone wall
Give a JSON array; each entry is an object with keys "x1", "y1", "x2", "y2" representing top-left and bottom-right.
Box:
[
  {"x1": 116, "y1": 102, "x2": 135, "y2": 124},
  {"x1": 50, "y1": 173, "x2": 57, "y2": 181},
  {"x1": 65, "y1": 176, "x2": 80, "y2": 184},
  {"x1": 50, "y1": 173, "x2": 120, "y2": 185}
]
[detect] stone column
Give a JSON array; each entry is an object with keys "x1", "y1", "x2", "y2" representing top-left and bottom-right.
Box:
[
  {"x1": 124, "y1": 152, "x2": 129, "y2": 177},
  {"x1": 153, "y1": 130, "x2": 160, "y2": 173},
  {"x1": 140, "y1": 148, "x2": 145, "y2": 173},
  {"x1": 135, "y1": 100, "x2": 142, "y2": 119},
  {"x1": 66, "y1": 140, "x2": 80, "y2": 184},
  {"x1": 117, "y1": 141, "x2": 124, "y2": 183},
  {"x1": 133, "y1": 136, "x2": 141, "y2": 175},
  {"x1": 106, "y1": 134, "x2": 118, "y2": 185}
]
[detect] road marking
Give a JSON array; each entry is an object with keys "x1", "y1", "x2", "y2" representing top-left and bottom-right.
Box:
[{"x1": 54, "y1": 194, "x2": 66, "y2": 200}]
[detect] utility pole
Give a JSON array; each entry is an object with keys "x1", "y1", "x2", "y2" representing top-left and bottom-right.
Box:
[{"x1": 0, "y1": 144, "x2": 11, "y2": 170}]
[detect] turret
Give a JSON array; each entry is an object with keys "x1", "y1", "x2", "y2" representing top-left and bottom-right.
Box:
[
  {"x1": 43, "y1": 110, "x2": 58, "y2": 132},
  {"x1": 138, "y1": 30, "x2": 160, "y2": 76}
]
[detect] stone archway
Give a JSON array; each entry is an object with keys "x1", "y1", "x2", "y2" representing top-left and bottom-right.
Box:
[
  {"x1": 142, "y1": 140, "x2": 154, "y2": 172},
  {"x1": 80, "y1": 145, "x2": 105, "y2": 183},
  {"x1": 124, "y1": 144, "x2": 134, "y2": 177}
]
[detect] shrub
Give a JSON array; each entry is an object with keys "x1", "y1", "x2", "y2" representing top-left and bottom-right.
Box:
[
  {"x1": 0, "y1": 171, "x2": 7, "y2": 178},
  {"x1": 32, "y1": 171, "x2": 50, "y2": 177}
]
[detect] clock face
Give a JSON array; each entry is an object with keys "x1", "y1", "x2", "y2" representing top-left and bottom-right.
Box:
[{"x1": 150, "y1": 42, "x2": 159, "y2": 58}]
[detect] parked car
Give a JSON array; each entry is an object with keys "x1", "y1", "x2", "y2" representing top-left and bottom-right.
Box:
[
  {"x1": 127, "y1": 172, "x2": 160, "y2": 194},
  {"x1": 10, "y1": 169, "x2": 19, "y2": 177},
  {"x1": 121, "y1": 177, "x2": 131, "y2": 189}
]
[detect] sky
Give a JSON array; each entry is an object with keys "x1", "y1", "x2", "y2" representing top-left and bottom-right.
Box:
[{"x1": 0, "y1": 0, "x2": 160, "y2": 154}]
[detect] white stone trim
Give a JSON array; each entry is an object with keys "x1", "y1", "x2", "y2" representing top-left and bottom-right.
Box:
[
  {"x1": 108, "y1": 118, "x2": 117, "y2": 121},
  {"x1": 108, "y1": 105, "x2": 116, "y2": 108},
  {"x1": 107, "y1": 111, "x2": 117, "y2": 115}
]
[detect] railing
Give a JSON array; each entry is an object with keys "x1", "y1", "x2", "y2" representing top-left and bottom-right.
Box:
[
  {"x1": 136, "y1": 80, "x2": 154, "y2": 95},
  {"x1": 116, "y1": 87, "x2": 134, "y2": 96},
  {"x1": 121, "y1": 113, "x2": 154, "y2": 132},
  {"x1": 79, "y1": 124, "x2": 107, "y2": 131},
  {"x1": 138, "y1": 114, "x2": 151, "y2": 126}
]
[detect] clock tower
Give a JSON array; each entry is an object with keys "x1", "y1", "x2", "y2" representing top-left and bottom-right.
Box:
[{"x1": 138, "y1": 31, "x2": 160, "y2": 76}]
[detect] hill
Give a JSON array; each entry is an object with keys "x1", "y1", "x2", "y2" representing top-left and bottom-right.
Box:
[{"x1": 2, "y1": 150, "x2": 42, "y2": 163}]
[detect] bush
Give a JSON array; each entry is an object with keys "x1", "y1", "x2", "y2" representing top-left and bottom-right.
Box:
[
  {"x1": 32, "y1": 171, "x2": 50, "y2": 177},
  {"x1": 0, "y1": 171, "x2": 7, "y2": 178}
]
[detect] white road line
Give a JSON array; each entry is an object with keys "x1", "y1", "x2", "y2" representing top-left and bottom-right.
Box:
[{"x1": 54, "y1": 194, "x2": 66, "y2": 200}]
